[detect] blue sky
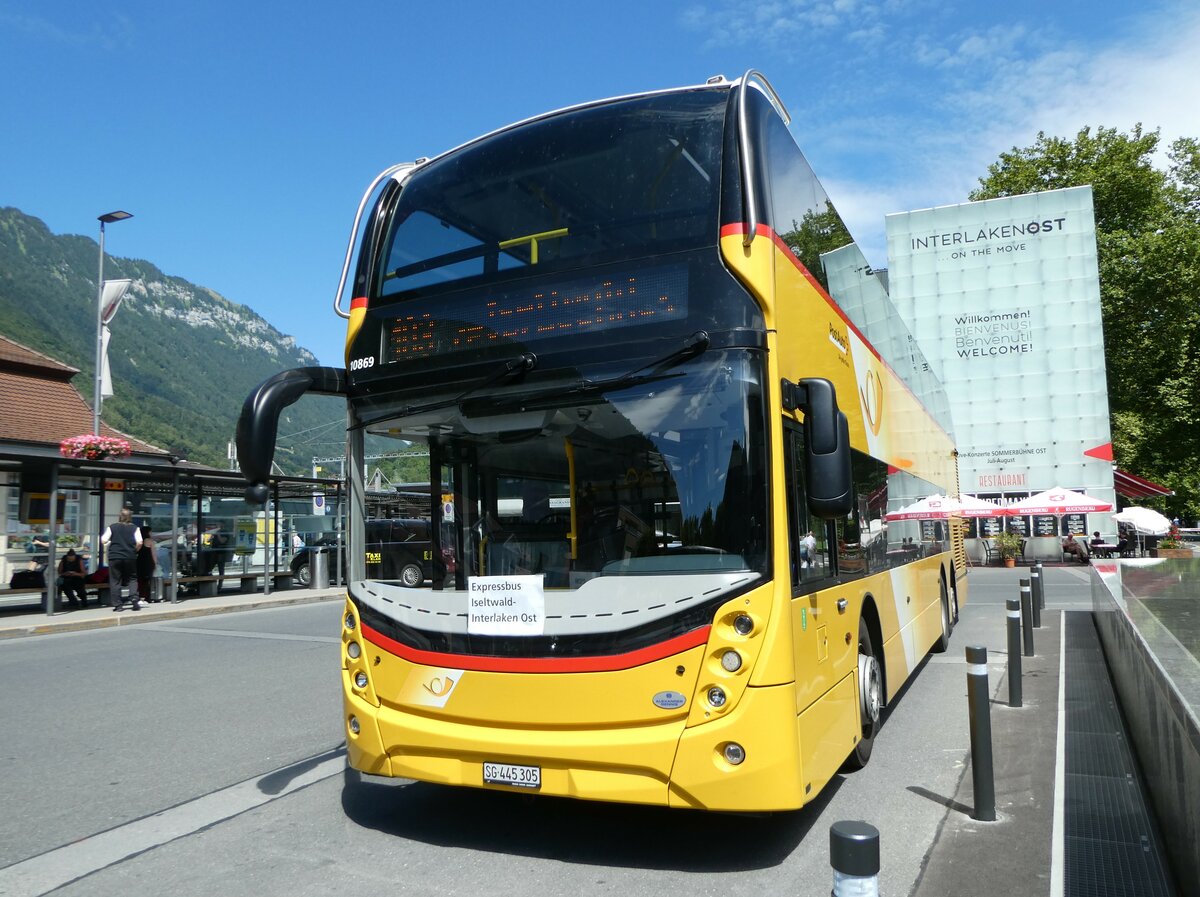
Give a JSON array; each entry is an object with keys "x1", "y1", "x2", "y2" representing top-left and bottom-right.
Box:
[{"x1": 2, "y1": 0, "x2": 1197, "y2": 368}]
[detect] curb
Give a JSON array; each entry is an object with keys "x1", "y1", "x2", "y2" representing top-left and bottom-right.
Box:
[{"x1": 0, "y1": 591, "x2": 344, "y2": 640}]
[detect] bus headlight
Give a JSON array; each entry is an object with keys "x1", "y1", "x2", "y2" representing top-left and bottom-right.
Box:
[
  {"x1": 722, "y1": 742, "x2": 746, "y2": 765},
  {"x1": 344, "y1": 612, "x2": 356, "y2": 631},
  {"x1": 348, "y1": 716, "x2": 360, "y2": 735},
  {"x1": 707, "y1": 686, "x2": 727, "y2": 708},
  {"x1": 347, "y1": 641, "x2": 361, "y2": 659},
  {"x1": 733, "y1": 613, "x2": 754, "y2": 635},
  {"x1": 354, "y1": 671, "x2": 368, "y2": 689},
  {"x1": 720, "y1": 650, "x2": 743, "y2": 672}
]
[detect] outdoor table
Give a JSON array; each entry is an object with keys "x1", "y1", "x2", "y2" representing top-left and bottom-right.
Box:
[{"x1": 1091, "y1": 543, "x2": 1119, "y2": 558}]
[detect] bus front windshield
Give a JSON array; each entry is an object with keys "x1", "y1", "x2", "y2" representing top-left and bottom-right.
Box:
[{"x1": 359, "y1": 350, "x2": 769, "y2": 651}]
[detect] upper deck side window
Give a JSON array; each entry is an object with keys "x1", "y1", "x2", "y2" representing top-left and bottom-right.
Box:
[
  {"x1": 747, "y1": 89, "x2": 853, "y2": 294},
  {"x1": 376, "y1": 90, "x2": 729, "y2": 301}
]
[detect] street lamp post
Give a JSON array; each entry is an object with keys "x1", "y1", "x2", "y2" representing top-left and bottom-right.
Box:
[
  {"x1": 93, "y1": 210, "x2": 133, "y2": 435},
  {"x1": 91, "y1": 210, "x2": 132, "y2": 578}
]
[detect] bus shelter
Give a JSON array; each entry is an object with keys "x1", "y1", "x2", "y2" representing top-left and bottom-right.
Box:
[{"x1": 0, "y1": 439, "x2": 343, "y2": 615}]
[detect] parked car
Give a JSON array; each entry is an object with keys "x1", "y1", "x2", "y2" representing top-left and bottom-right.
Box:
[{"x1": 290, "y1": 518, "x2": 450, "y2": 587}]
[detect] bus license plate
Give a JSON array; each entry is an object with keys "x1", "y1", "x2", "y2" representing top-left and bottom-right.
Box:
[{"x1": 483, "y1": 762, "x2": 541, "y2": 789}]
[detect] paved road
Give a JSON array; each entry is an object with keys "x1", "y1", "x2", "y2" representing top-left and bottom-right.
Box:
[{"x1": 0, "y1": 567, "x2": 1093, "y2": 897}]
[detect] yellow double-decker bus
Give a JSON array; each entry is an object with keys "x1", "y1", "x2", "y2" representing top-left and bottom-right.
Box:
[{"x1": 238, "y1": 71, "x2": 966, "y2": 812}]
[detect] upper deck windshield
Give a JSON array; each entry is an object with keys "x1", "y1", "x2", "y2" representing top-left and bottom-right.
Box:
[{"x1": 374, "y1": 89, "x2": 727, "y2": 299}]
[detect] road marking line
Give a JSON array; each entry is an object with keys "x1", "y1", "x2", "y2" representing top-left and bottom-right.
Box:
[
  {"x1": 138, "y1": 624, "x2": 340, "y2": 644},
  {"x1": 0, "y1": 747, "x2": 345, "y2": 897}
]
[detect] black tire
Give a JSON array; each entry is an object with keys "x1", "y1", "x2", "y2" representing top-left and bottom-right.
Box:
[
  {"x1": 932, "y1": 575, "x2": 953, "y2": 653},
  {"x1": 399, "y1": 562, "x2": 423, "y2": 588},
  {"x1": 845, "y1": 616, "x2": 882, "y2": 770},
  {"x1": 294, "y1": 561, "x2": 310, "y2": 588}
]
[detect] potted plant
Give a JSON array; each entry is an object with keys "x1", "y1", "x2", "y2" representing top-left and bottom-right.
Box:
[
  {"x1": 994, "y1": 530, "x2": 1022, "y2": 567},
  {"x1": 1153, "y1": 525, "x2": 1192, "y2": 558},
  {"x1": 59, "y1": 435, "x2": 132, "y2": 461}
]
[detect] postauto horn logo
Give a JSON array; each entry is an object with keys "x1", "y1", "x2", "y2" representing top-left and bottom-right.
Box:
[
  {"x1": 424, "y1": 675, "x2": 456, "y2": 698},
  {"x1": 860, "y1": 368, "x2": 883, "y2": 436}
]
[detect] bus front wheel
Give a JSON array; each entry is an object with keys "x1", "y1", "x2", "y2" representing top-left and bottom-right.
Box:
[{"x1": 846, "y1": 617, "x2": 882, "y2": 770}]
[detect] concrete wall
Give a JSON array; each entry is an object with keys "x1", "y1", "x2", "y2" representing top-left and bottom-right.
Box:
[{"x1": 1091, "y1": 568, "x2": 1200, "y2": 889}]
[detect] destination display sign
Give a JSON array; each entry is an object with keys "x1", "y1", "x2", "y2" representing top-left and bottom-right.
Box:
[{"x1": 383, "y1": 263, "x2": 688, "y2": 362}]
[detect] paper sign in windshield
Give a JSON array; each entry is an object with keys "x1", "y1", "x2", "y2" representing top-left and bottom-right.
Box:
[{"x1": 467, "y1": 575, "x2": 545, "y2": 636}]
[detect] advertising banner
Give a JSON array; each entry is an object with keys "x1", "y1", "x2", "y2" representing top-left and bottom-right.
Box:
[{"x1": 885, "y1": 187, "x2": 1115, "y2": 519}]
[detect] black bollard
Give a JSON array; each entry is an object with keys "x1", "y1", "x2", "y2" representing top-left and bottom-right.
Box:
[
  {"x1": 1029, "y1": 564, "x2": 1043, "y2": 628},
  {"x1": 1035, "y1": 561, "x2": 1045, "y2": 611},
  {"x1": 1007, "y1": 598, "x2": 1023, "y2": 707},
  {"x1": 1020, "y1": 578, "x2": 1035, "y2": 657},
  {"x1": 966, "y1": 645, "x2": 996, "y2": 821},
  {"x1": 830, "y1": 820, "x2": 880, "y2": 897}
]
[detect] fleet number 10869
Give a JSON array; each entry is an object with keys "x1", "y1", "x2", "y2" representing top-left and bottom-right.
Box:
[{"x1": 349, "y1": 357, "x2": 375, "y2": 371}]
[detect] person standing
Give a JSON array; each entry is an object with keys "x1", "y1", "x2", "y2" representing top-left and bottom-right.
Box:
[
  {"x1": 136, "y1": 526, "x2": 159, "y2": 603},
  {"x1": 102, "y1": 508, "x2": 143, "y2": 611},
  {"x1": 801, "y1": 530, "x2": 817, "y2": 568}
]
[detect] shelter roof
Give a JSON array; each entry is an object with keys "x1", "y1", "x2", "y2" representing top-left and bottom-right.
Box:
[{"x1": 0, "y1": 334, "x2": 160, "y2": 452}]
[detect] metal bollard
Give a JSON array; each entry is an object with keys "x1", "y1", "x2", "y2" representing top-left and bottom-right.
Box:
[
  {"x1": 1006, "y1": 598, "x2": 1023, "y2": 707},
  {"x1": 830, "y1": 820, "x2": 880, "y2": 897},
  {"x1": 966, "y1": 645, "x2": 997, "y2": 821},
  {"x1": 1035, "y1": 561, "x2": 1045, "y2": 611},
  {"x1": 1020, "y1": 578, "x2": 1034, "y2": 657},
  {"x1": 1029, "y1": 564, "x2": 1043, "y2": 628}
]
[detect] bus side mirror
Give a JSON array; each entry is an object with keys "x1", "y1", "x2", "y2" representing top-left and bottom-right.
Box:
[
  {"x1": 237, "y1": 366, "x2": 348, "y2": 504},
  {"x1": 781, "y1": 377, "x2": 854, "y2": 518}
]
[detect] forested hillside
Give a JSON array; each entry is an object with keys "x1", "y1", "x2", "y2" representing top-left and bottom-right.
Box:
[{"x1": 0, "y1": 207, "x2": 343, "y2": 472}]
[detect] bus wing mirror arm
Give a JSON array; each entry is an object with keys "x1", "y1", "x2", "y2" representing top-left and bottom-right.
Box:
[
  {"x1": 781, "y1": 377, "x2": 854, "y2": 518},
  {"x1": 237, "y1": 366, "x2": 347, "y2": 504}
]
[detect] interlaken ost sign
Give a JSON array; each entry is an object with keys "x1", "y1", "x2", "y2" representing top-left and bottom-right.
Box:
[{"x1": 883, "y1": 186, "x2": 1115, "y2": 504}]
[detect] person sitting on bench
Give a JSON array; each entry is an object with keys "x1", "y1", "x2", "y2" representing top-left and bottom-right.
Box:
[{"x1": 1062, "y1": 533, "x2": 1088, "y2": 562}]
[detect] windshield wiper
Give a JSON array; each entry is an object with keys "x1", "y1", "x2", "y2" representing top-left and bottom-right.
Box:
[
  {"x1": 354, "y1": 352, "x2": 536, "y2": 428},
  {"x1": 462, "y1": 330, "x2": 710, "y2": 416}
]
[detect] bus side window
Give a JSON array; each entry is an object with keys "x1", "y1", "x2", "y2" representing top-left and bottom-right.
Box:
[{"x1": 784, "y1": 423, "x2": 832, "y2": 588}]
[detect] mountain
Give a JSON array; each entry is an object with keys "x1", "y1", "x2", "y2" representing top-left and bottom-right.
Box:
[{"x1": 0, "y1": 207, "x2": 342, "y2": 473}]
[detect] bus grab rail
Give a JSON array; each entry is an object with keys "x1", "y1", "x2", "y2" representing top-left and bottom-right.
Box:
[
  {"x1": 737, "y1": 70, "x2": 791, "y2": 248},
  {"x1": 237, "y1": 366, "x2": 348, "y2": 503},
  {"x1": 333, "y1": 162, "x2": 419, "y2": 319}
]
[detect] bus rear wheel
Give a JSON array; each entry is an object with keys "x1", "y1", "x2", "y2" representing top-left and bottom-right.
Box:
[
  {"x1": 932, "y1": 575, "x2": 953, "y2": 653},
  {"x1": 846, "y1": 616, "x2": 882, "y2": 770}
]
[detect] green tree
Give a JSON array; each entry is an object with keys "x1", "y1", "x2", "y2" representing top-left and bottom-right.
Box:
[
  {"x1": 779, "y1": 201, "x2": 854, "y2": 292},
  {"x1": 970, "y1": 128, "x2": 1200, "y2": 520}
]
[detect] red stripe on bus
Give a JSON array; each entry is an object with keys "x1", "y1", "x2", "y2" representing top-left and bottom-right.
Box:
[
  {"x1": 350, "y1": 296, "x2": 369, "y2": 310},
  {"x1": 360, "y1": 622, "x2": 712, "y2": 673}
]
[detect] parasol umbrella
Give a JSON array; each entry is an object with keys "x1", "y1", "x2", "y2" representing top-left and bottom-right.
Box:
[
  {"x1": 1005, "y1": 487, "x2": 1113, "y2": 516},
  {"x1": 1111, "y1": 506, "x2": 1171, "y2": 536},
  {"x1": 885, "y1": 495, "x2": 960, "y2": 521},
  {"x1": 958, "y1": 494, "x2": 1009, "y2": 517},
  {"x1": 885, "y1": 494, "x2": 1008, "y2": 521}
]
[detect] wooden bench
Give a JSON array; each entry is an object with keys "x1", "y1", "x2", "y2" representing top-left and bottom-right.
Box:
[
  {"x1": 172, "y1": 575, "x2": 221, "y2": 597},
  {"x1": 0, "y1": 586, "x2": 47, "y2": 606}
]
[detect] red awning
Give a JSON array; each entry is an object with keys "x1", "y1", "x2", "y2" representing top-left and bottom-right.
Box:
[{"x1": 1113, "y1": 469, "x2": 1173, "y2": 500}]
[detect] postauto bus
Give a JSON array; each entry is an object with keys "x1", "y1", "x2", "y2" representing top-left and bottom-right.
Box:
[{"x1": 237, "y1": 71, "x2": 966, "y2": 812}]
